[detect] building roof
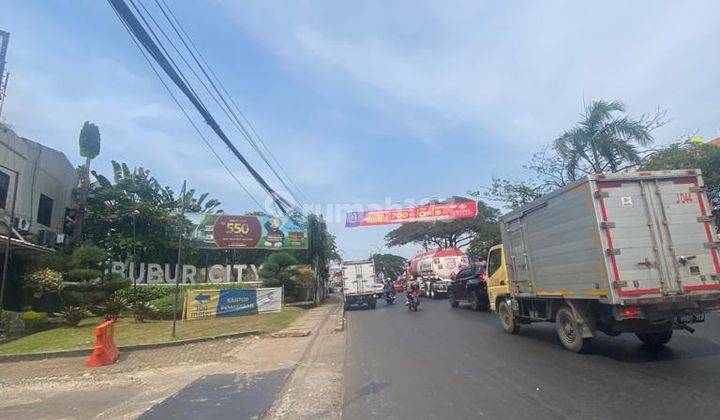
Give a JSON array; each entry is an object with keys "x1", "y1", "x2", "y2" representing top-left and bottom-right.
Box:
[
  {"x1": 709, "y1": 136, "x2": 720, "y2": 146},
  {"x1": 0, "y1": 234, "x2": 55, "y2": 255}
]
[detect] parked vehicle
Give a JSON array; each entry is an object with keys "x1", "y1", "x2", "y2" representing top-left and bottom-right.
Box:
[
  {"x1": 342, "y1": 259, "x2": 377, "y2": 310},
  {"x1": 406, "y1": 248, "x2": 468, "y2": 299},
  {"x1": 488, "y1": 170, "x2": 720, "y2": 352},
  {"x1": 448, "y1": 264, "x2": 489, "y2": 311}
]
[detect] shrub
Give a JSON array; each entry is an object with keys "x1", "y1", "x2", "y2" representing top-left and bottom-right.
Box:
[
  {"x1": 262, "y1": 264, "x2": 314, "y2": 302},
  {"x1": 102, "y1": 274, "x2": 131, "y2": 293},
  {"x1": 22, "y1": 310, "x2": 49, "y2": 330},
  {"x1": 56, "y1": 306, "x2": 91, "y2": 327},
  {"x1": 133, "y1": 301, "x2": 158, "y2": 323},
  {"x1": 71, "y1": 245, "x2": 106, "y2": 269},
  {"x1": 34, "y1": 252, "x2": 73, "y2": 273},
  {"x1": 112, "y1": 284, "x2": 174, "y2": 303},
  {"x1": 1, "y1": 310, "x2": 26, "y2": 335},
  {"x1": 259, "y1": 252, "x2": 298, "y2": 279},
  {"x1": 147, "y1": 295, "x2": 183, "y2": 320},
  {"x1": 60, "y1": 289, "x2": 108, "y2": 306},
  {"x1": 60, "y1": 275, "x2": 130, "y2": 306},
  {"x1": 67, "y1": 268, "x2": 102, "y2": 283},
  {"x1": 23, "y1": 269, "x2": 64, "y2": 297},
  {"x1": 94, "y1": 296, "x2": 130, "y2": 321}
]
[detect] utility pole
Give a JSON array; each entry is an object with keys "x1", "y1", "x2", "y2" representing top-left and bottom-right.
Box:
[
  {"x1": 0, "y1": 30, "x2": 11, "y2": 119},
  {"x1": 172, "y1": 180, "x2": 187, "y2": 338}
]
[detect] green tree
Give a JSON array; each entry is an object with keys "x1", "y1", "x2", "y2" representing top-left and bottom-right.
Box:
[
  {"x1": 74, "y1": 121, "x2": 102, "y2": 247},
  {"x1": 554, "y1": 100, "x2": 662, "y2": 178},
  {"x1": 643, "y1": 140, "x2": 720, "y2": 194},
  {"x1": 481, "y1": 100, "x2": 666, "y2": 210},
  {"x1": 84, "y1": 161, "x2": 221, "y2": 263},
  {"x1": 385, "y1": 199, "x2": 500, "y2": 250},
  {"x1": 371, "y1": 253, "x2": 407, "y2": 281}
]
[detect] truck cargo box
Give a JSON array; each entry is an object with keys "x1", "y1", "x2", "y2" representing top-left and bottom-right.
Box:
[{"x1": 500, "y1": 170, "x2": 720, "y2": 305}]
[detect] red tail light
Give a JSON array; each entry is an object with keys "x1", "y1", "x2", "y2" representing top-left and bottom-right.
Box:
[{"x1": 620, "y1": 306, "x2": 640, "y2": 319}]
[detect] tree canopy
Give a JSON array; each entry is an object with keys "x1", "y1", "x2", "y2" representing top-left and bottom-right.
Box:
[
  {"x1": 372, "y1": 253, "x2": 407, "y2": 281},
  {"x1": 481, "y1": 99, "x2": 666, "y2": 210},
  {"x1": 83, "y1": 161, "x2": 222, "y2": 262},
  {"x1": 79, "y1": 121, "x2": 101, "y2": 159},
  {"x1": 643, "y1": 140, "x2": 720, "y2": 194}
]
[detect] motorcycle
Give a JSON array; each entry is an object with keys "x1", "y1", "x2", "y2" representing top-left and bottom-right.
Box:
[
  {"x1": 386, "y1": 292, "x2": 395, "y2": 305},
  {"x1": 407, "y1": 290, "x2": 419, "y2": 312}
]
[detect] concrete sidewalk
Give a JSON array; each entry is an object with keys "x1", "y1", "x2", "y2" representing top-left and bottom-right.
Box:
[
  {"x1": 265, "y1": 294, "x2": 345, "y2": 419},
  {"x1": 0, "y1": 296, "x2": 345, "y2": 420}
]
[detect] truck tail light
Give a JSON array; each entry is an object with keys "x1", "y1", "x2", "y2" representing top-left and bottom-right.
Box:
[{"x1": 619, "y1": 306, "x2": 641, "y2": 319}]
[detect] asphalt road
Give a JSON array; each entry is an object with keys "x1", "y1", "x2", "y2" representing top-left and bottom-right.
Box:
[{"x1": 343, "y1": 296, "x2": 720, "y2": 419}]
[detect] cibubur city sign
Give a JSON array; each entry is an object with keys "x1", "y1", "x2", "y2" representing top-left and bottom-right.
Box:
[{"x1": 110, "y1": 261, "x2": 259, "y2": 284}]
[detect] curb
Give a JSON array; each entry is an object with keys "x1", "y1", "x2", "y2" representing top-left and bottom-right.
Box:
[
  {"x1": 334, "y1": 305, "x2": 346, "y2": 332},
  {"x1": 0, "y1": 329, "x2": 261, "y2": 364}
]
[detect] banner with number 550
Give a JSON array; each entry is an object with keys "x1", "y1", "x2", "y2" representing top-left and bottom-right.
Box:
[{"x1": 184, "y1": 213, "x2": 308, "y2": 250}]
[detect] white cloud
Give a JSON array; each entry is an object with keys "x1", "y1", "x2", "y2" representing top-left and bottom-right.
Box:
[{"x1": 220, "y1": 0, "x2": 720, "y2": 145}]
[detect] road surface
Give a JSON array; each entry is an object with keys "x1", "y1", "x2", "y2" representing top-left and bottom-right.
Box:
[{"x1": 343, "y1": 296, "x2": 720, "y2": 419}]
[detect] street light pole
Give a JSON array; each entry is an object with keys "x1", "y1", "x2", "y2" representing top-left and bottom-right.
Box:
[
  {"x1": 131, "y1": 209, "x2": 140, "y2": 305},
  {"x1": 172, "y1": 180, "x2": 186, "y2": 338},
  {"x1": 0, "y1": 165, "x2": 19, "y2": 332}
]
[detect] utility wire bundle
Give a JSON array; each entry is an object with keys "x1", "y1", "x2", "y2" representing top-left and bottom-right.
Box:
[{"x1": 107, "y1": 0, "x2": 308, "y2": 215}]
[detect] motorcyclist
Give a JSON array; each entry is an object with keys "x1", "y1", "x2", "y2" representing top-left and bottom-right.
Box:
[
  {"x1": 383, "y1": 279, "x2": 395, "y2": 298},
  {"x1": 405, "y1": 279, "x2": 420, "y2": 306}
]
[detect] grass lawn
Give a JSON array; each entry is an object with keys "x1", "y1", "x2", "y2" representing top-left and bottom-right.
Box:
[{"x1": 0, "y1": 307, "x2": 306, "y2": 355}]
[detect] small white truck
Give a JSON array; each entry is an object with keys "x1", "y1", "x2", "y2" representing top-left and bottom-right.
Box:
[
  {"x1": 490, "y1": 169, "x2": 720, "y2": 352},
  {"x1": 342, "y1": 259, "x2": 378, "y2": 309}
]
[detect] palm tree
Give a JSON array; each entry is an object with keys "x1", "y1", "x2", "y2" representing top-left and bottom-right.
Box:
[{"x1": 554, "y1": 100, "x2": 655, "y2": 179}]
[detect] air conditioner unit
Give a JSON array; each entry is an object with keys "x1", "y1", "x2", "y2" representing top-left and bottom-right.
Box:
[
  {"x1": 36, "y1": 230, "x2": 58, "y2": 247},
  {"x1": 13, "y1": 217, "x2": 30, "y2": 232}
]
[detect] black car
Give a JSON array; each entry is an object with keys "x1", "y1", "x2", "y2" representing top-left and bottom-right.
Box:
[{"x1": 448, "y1": 265, "x2": 489, "y2": 311}]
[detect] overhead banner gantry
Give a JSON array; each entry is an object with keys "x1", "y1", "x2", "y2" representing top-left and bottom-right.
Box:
[{"x1": 345, "y1": 200, "x2": 478, "y2": 227}]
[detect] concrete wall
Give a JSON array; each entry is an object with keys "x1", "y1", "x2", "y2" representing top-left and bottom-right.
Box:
[{"x1": 0, "y1": 124, "x2": 77, "y2": 239}]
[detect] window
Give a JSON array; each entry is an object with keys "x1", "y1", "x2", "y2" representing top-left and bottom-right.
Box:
[
  {"x1": 487, "y1": 248, "x2": 502, "y2": 278},
  {"x1": 37, "y1": 194, "x2": 54, "y2": 226},
  {"x1": 0, "y1": 171, "x2": 9, "y2": 209}
]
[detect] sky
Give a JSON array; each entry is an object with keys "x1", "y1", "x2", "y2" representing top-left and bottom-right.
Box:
[{"x1": 2, "y1": 0, "x2": 720, "y2": 259}]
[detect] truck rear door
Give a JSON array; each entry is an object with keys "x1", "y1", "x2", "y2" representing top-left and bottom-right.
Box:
[
  {"x1": 596, "y1": 176, "x2": 720, "y2": 299},
  {"x1": 651, "y1": 177, "x2": 720, "y2": 294}
]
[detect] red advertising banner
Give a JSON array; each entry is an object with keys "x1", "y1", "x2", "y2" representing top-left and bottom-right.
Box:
[{"x1": 345, "y1": 200, "x2": 478, "y2": 227}]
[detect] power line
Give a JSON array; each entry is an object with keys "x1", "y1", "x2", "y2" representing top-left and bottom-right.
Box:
[
  {"x1": 108, "y1": 2, "x2": 265, "y2": 210},
  {"x1": 108, "y1": 0, "x2": 294, "y2": 214},
  {"x1": 154, "y1": 0, "x2": 309, "y2": 205},
  {"x1": 139, "y1": 0, "x2": 304, "y2": 206}
]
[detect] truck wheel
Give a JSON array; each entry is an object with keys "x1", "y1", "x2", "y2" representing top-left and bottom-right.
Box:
[
  {"x1": 470, "y1": 291, "x2": 482, "y2": 311},
  {"x1": 556, "y1": 306, "x2": 591, "y2": 353},
  {"x1": 636, "y1": 330, "x2": 672, "y2": 347},
  {"x1": 498, "y1": 300, "x2": 520, "y2": 334},
  {"x1": 448, "y1": 290, "x2": 459, "y2": 308}
]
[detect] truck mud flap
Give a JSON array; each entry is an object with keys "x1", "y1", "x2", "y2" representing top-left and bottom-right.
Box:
[{"x1": 565, "y1": 300, "x2": 597, "y2": 339}]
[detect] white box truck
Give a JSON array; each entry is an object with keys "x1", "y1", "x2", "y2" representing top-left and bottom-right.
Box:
[
  {"x1": 489, "y1": 169, "x2": 720, "y2": 352},
  {"x1": 342, "y1": 259, "x2": 378, "y2": 309}
]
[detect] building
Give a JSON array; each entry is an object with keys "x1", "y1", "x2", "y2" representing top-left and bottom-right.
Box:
[{"x1": 1, "y1": 123, "x2": 78, "y2": 310}]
